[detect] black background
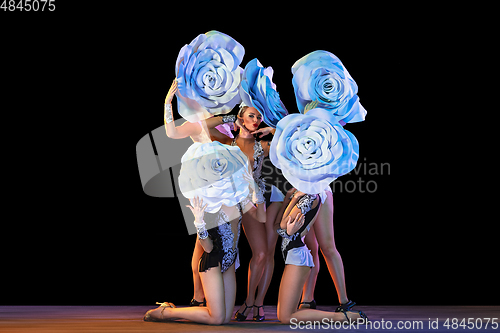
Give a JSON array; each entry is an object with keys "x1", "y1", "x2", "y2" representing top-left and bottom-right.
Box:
[{"x1": 1, "y1": 3, "x2": 496, "y2": 306}]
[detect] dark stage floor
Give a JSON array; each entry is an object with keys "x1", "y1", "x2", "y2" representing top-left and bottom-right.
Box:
[{"x1": 0, "y1": 305, "x2": 498, "y2": 332}]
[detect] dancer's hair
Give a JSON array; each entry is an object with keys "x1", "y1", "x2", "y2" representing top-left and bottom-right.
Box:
[{"x1": 238, "y1": 105, "x2": 249, "y2": 118}]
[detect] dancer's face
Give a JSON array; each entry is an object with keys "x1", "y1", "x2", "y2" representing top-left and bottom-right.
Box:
[{"x1": 240, "y1": 107, "x2": 262, "y2": 130}]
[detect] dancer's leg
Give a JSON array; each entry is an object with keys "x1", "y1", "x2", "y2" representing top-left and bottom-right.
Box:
[
  {"x1": 300, "y1": 228, "x2": 320, "y2": 308},
  {"x1": 191, "y1": 238, "x2": 205, "y2": 303},
  {"x1": 222, "y1": 264, "x2": 237, "y2": 323},
  {"x1": 146, "y1": 265, "x2": 227, "y2": 325},
  {"x1": 254, "y1": 202, "x2": 281, "y2": 316},
  {"x1": 277, "y1": 264, "x2": 310, "y2": 323},
  {"x1": 170, "y1": 265, "x2": 226, "y2": 324},
  {"x1": 277, "y1": 264, "x2": 357, "y2": 324},
  {"x1": 236, "y1": 214, "x2": 267, "y2": 317},
  {"x1": 313, "y1": 191, "x2": 348, "y2": 304}
]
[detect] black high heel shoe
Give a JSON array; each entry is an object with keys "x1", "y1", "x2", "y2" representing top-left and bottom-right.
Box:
[
  {"x1": 336, "y1": 300, "x2": 369, "y2": 325},
  {"x1": 335, "y1": 300, "x2": 355, "y2": 312},
  {"x1": 341, "y1": 310, "x2": 369, "y2": 325},
  {"x1": 253, "y1": 305, "x2": 265, "y2": 321},
  {"x1": 234, "y1": 301, "x2": 253, "y2": 321},
  {"x1": 298, "y1": 299, "x2": 316, "y2": 309},
  {"x1": 189, "y1": 298, "x2": 206, "y2": 307}
]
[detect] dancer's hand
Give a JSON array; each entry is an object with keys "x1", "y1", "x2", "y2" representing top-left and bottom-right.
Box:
[
  {"x1": 286, "y1": 213, "x2": 305, "y2": 235},
  {"x1": 234, "y1": 117, "x2": 252, "y2": 134},
  {"x1": 165, "y1": 79, "x2": 178, "y2": 105},
  {"x1": 186, "y1": 196, "x2": 208, "y2": 226},
  {"x1": 250, "y1": 126, "x2": 275, "y2": 138},
  {"x1": 304, "y1": 100, "x2": 319, "y2": 113}
]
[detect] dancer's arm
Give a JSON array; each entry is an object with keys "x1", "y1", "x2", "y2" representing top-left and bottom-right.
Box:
[
  {"x1": 187, "y1": 196, "x2": 213, "y2": 253},
  {"x1": 205, "y1": 114, "x2": 238, "y2": 131},
  {"x1": 273, "y1": 189, "x2": 304, "y2": 236},
  {"x1": 250, "y1": 127, "x2": 275, "y2": 139},
  {"x1": 279, "y1": 190, "x2": 305, "y2": 228},
  {"x1": 281, "y1": 192, "x2": 320, "y2": 238},
  {"x1": 163, "y1": 79, "x2": 202, "y2": 139},
  {"x1": 205, "y1": 113, "x2": 259, "y2": 138}
]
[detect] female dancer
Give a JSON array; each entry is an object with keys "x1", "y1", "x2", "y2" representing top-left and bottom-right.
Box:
[
  {"x1": 299, "y1": 189, "x2": 356, "y2": 313},
  {"x1": 201, "y1": 105, "x2": 284, "y2": 321},
  {"x1": 295, "y1": 104, "x2": 357, "y2": 313},
  {"x1": 274, "y1": 187, "x2": 368, "y2": 324},
  {"x1": 143, "y1": 196, "x2": 248, "y2": 324},
  {"x1": 160, "y1": 79, "x2": 259, "y2": 310},
  {"x1": 144, "y1": 74, "x2": 259, "y2": 323}
]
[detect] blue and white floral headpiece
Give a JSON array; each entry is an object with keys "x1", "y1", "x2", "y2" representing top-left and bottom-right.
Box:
[
  {"x1": 175, "y1": 31, "x2": 245, "y2": 122},
  {"x1": 240, "y1": 58, "x2": 288, "y2": 128},
  {"x1": 291, "y1": 50, "x2": 366, "y2": 124},
  {"x1": 270, "y1": 108, "x2": 359, "y2": 194}
]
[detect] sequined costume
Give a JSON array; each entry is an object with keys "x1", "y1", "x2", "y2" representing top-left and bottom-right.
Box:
[
  {"x1": 199, "y1": 201, "x2": 246, "y2": 274},
  {"x1": 231, "y1": 137, "x2": 284, "y2": 206}
]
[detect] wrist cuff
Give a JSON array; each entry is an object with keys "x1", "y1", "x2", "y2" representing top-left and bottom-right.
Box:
[
  {"x1": 221, "y1": 114, "x2": 236, "y2": 124},
  {"x1": 164, "y1": 104, "x2": 173, "y2": 123}
]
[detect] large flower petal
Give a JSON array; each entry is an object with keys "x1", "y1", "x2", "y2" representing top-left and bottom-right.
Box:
[
  {"x1": 179, "y1": 142, "x2": 253, "y2": 213},
  {"x1": 270, "y1": 108, "x2": 359, "y2": 194},
  {"x1": 291, "y1": 50, "x2": 367, "y2": 123},
  {"x1": 175, "y1": 31, "x2": 245, "y2": 122},
  {"x1": 240, "y1": 58, "x2": 288, "y2": 128}
]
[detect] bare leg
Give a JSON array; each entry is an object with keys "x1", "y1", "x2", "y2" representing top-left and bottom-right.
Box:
[
  {"x1": 236, "y1": 213, "x2": 267, "y2": 317},
  {"x1": 145, "y1": 264, "x2": 228, "y2": 325},
  {"x1": 299, "y1": 227, "x2": 320, "y2": 309},
  {"x1": 313, "y1": 190, "x2": 348, "y2": 304},
  {"x1": 221, "y1": 265, "x2": 236, "y2": 323},
  {"x1": 191, "y1": 238, "x2": 205, "y2": 303},
  {"x1": 254, "y1": 202, "x2": 282, "y2": 317},
  {"x1": 277, "y1": 264, "x2": 309, "y2": 323},
  {"x1": 277, "y1": 264, "x2": 359, "y2": 324}
]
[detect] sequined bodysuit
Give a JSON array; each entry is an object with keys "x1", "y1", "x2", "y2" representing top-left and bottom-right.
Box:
[
  {"x1": 231, "y1": 137, "x2": 268, "y2": 205},
  {"x1": 199, "y1": 202, "x2": 246, "y2": 273}
]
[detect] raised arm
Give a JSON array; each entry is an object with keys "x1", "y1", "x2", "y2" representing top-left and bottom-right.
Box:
[
  {"x1": 251, "y1": 126, "x2": 276, "y2": 139},
  {"x1": 164, "y1": 79, "x2": 202, "y2": 139},
  {"x1": 205, "y1": 114, "x2": 237, "y2": 130}
]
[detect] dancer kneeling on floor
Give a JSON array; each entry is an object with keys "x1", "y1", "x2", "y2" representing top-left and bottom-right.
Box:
[
  {"x1": 274, "y1": 188, "x2": 368, "y2": 325},
  {"x1": 144, "y1": 196, "x2": 252, "y2": 325}
]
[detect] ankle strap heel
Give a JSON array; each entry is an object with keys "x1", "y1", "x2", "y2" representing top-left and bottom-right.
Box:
[
  {"x1": 253, "y1": 305, "x2": 265, "y2": 322},
  {"x1": 234, "y1": 301, "x2": 253, "y2": 321}
]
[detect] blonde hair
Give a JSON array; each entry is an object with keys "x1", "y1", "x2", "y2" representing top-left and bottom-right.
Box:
[{"x1": 238, "y1": 105, "x2": 249, "y2": 118}]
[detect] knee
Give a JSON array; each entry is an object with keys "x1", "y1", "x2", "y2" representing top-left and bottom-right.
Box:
[
  {"x1": 209, "y1": 313, "x2": 226, "y2": 325},
  {"x1": 253, "y1": 250, "x2": 267, "y2": 265},
  {"x1": 277, "y1": 310, "x2": 293, "y2": 324},
  {"x1": 311, "y1": 261, "x2": 320, "y2": 275},
  {"x1": 321, "y1": 244, "x2": 340, "y2": 259}
]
